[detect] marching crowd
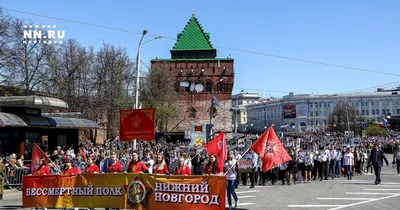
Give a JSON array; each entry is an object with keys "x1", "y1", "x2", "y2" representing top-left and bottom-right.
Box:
[{"x1": 1, "y1": 135, "x2": 400, "y2": 210}]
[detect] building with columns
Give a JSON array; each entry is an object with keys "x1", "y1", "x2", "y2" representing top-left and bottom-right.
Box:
[
  {"x1": 150, "y1": 14, "x2": 234, "y2": 140},
  {"x1": 246, "y1": 91, "x2": 400, "y2": 133}
]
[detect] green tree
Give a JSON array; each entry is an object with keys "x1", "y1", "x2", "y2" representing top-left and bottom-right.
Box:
[
  {"x1": 328, "y1": 101, "x2": 360, "y2": 133},
  {"x1": 366, "y1": 125, "x2": 385, "y2": 137},
  {"x1": 140, "y1": 63, "x2": 178, "y2": 134}
]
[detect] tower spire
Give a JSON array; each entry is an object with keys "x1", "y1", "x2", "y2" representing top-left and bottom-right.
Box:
[{"x1": 192, "y1": 5, "x2": 195, "y2": 17}]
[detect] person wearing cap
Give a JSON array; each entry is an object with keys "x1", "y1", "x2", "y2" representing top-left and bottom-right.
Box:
[{"x1": 367, "y1": 144, "x2": 389, "y2": 185}]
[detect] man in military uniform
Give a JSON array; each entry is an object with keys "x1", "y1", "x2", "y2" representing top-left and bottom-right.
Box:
[{"x1": 0, "y1": 157, "x2": 6, "y2": 200}]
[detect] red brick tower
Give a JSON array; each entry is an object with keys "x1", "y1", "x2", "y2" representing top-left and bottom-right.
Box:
[{"x1": 150, "y1": 14, "x2": 234, "y2": 140}]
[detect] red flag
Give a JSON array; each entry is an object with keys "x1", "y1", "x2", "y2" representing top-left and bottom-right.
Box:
[
  {"x1": 204, "y1": 132, "x2": 226, "y2": 171},
  {"x1": 120, "y1": 108, "x2": 156, "y2": 141},
  {"x1": 31, "y1": 143, "x2": 51, "y2": 174},
  {"x1": 250, "y1": 126, "x2": 292, "y2": 172}
]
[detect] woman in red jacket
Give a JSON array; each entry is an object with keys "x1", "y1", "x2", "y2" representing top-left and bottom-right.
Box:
[
  {"x1": 204, "y1": 154, "x2": 223, "y2": 175},
  {"x1": 85, "y1": 157, "x2": 100, "y2": 174},
  {"x1": 174, "y1": 157, "x2": 191, "y2": 175},
  {"x1": 153, "y1": 153, "x2": 169, "y2": 175},
  {"x1": 35, "y1": 158, "x2": 50, "y2": 175},
  {"x1": 64, "y1": 159, "x2": 80, "y2": 175}
]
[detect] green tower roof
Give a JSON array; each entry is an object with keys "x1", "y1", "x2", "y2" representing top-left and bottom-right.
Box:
[{"x1": 172, "y1": 15, "x2": 214, "y2": 51}]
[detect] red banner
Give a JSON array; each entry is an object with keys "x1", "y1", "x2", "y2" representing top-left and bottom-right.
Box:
[
  {"x1": 120, "y1": 108, "x2": 156, "y2": 141},
  {"x1": 23, "y1": 174, "x2": 226, "y2": 210}
]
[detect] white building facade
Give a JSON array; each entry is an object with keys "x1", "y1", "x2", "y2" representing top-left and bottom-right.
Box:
[
  {"x1": 246, "y1": 92, "x2": 400, "y2": 133},
  {"x1": 231, "y1": 92, "x2": 261, "y2": 133}
]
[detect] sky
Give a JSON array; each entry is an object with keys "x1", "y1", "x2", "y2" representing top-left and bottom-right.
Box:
[{"x1": 1, "y1": 0, "x2": 400, "y2": 98}]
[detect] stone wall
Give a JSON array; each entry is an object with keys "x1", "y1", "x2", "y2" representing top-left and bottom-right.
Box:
[{"x1": 169, "y1": 98, "x2": 233, "y2": 136}]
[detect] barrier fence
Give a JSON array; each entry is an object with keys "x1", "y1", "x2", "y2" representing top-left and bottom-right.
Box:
[{"x1": 5, "y1": 167, "x2": 29, "y2": 188}]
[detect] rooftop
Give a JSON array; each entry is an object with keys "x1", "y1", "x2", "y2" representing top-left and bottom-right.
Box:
[
  {"x1": 245, "y1": 91, "x2": 400, "y2": 107},
  {"x1": 232, "y1": 92, "x2": 260, "y2": 99},
  {"x1": 171, "y1": 14, "x2": 214, "y2": 51},
  {"x1": 0, "y1": 95, "x2": 69, "y2": 110}
]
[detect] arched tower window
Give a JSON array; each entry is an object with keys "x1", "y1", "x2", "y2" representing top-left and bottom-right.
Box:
[{"x1": 217, "y1": 82, "x2": 223, "y2": 93}]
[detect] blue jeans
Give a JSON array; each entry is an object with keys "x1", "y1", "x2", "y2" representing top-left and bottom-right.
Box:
[
  {"x1": 227, "y1": 180, "x2": 238, "y2": 206},
  {"x1": 346, "y1": 165, "x2": 353, "y2": 178},
  {"x1": 336, "y1": 160, "x2": 342, "y2": 177}
]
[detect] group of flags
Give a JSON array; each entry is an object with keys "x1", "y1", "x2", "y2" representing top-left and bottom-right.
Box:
[
  {"x1": 203, "y1": 126, "x2": 292, "y2": 172},
  {"x1": 31, "y1": 126, "x2": 292, "y2": 175}
]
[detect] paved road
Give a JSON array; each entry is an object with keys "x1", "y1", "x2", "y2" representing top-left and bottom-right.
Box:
[{"x1": 1, "y1": 166, "x2": 398, "y2": 210}]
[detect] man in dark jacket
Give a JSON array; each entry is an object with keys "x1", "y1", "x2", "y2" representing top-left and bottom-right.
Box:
[
  {"x1": 367, "y1": 144, "x2": 389, "y2": 185},
  {"x1": 191, "y1": 150, "x2": 204, "y2": 175}
]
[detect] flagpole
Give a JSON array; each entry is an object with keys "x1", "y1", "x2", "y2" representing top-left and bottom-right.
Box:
[
  {"x1": 189, "y1": 153, "x2": 199, "y2": 161},
  {"x1": 223, "y1": 147, "x2": 251, "y2": 175},
  {"x1": 209, "y1": 91, "x2": 215, "y2": 143}
]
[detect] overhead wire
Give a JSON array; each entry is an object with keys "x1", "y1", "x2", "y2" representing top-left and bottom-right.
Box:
[
  {"x1": 5, "y1": 8, "x2": 400, "y2": 77},
  {"x1": 6, "y1": 8, "x2": 400, "y2": 98},
  {"x1": 336, "y1": 81, "x2": 400, "y2": 94}
]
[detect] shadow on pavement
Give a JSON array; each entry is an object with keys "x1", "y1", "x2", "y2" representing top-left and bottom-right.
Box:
[{"x1": 0, "y1": 206, "x2": 23, "y2": 209}]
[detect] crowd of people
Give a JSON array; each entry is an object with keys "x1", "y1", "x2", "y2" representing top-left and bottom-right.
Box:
[{"x1": 1, "y1": 134, "x2": 400, "y2": 210}]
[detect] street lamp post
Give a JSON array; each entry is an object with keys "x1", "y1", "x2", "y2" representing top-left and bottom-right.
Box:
[
  {"x1": 134, "y1": 30, "x2": 163, "y2": 109},
  {"x1": 133, "y1": 30, "x2": 163, "y2": 149},
  {"x1": 135, "y1": 29, "x2": 147, "y2": 109}
]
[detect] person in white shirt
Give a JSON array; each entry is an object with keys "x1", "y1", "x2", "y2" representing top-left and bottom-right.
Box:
[
  {"x1": 312, "y1": 150, "x2": 320, "y2": 180},
  {"x1": 335, "y1": 148, "x2": 343, "y2": 178},
  {"x1": 279, "y1": 162, "x2": 290, "y2": 185},
  {"x1": 328, "y1": 146, "x2": 338, "y2": 179},
  {"x1": 249, "y1": 151, "x2": 258, "y2": 188},
  {"x1": 344, "y1": 148, "x2": 354, "y2": 180},
  {"x1": 320, "y1": 149, "x2": 328, "y2": 181},
  {"x1": 304, "y1": 152, "x2": 313, "y2": 183},
  {"x1": 224, "y1": 150, "x2": 239, "y2": 210},
  {"x1": 143, "y1": 151, "x2": 154, "y2": 174}
]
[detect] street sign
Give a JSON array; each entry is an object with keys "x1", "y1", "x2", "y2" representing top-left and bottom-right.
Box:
[
  {"x1": 383, "y1": 121, "x2": 388, "y2": 127},
  {"x1": 361, "y1": 123, "x2": 367, "y2": 129}
]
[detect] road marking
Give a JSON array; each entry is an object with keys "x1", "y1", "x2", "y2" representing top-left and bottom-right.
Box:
[
  {"x1": 364, "y1": 189, "x2": 400, "y2": 191},
  {"x1": 236, "y1": 190, "x2": 258, "y2": 194},
  {"x1": 341, "y1": 182, "x2": 400, "y2": 185},
  {"x1": 327, "y1": 193, "x2": 400, "y2": 210},
  {"x1": 346, "y1": 192, "x2": 397, "y2": 195},
  {"x1": 317, "y1": 197, "x2": 372, "y2": 201},
  {"x1": 341, "y1": 181, "x2": 400, "y2": 185},
  {"x1": 288, "y1": 205, "x2": 344, "y2": 208},
  {"x1": 370, "y1": 185, "x2": 400, "y2": 187},
  {"x1": 237, "y1": 195, "x2": 255, "y2": 199},
  {"x1": 225, "y1": 202, "x2": 254, "y2": 207}
]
